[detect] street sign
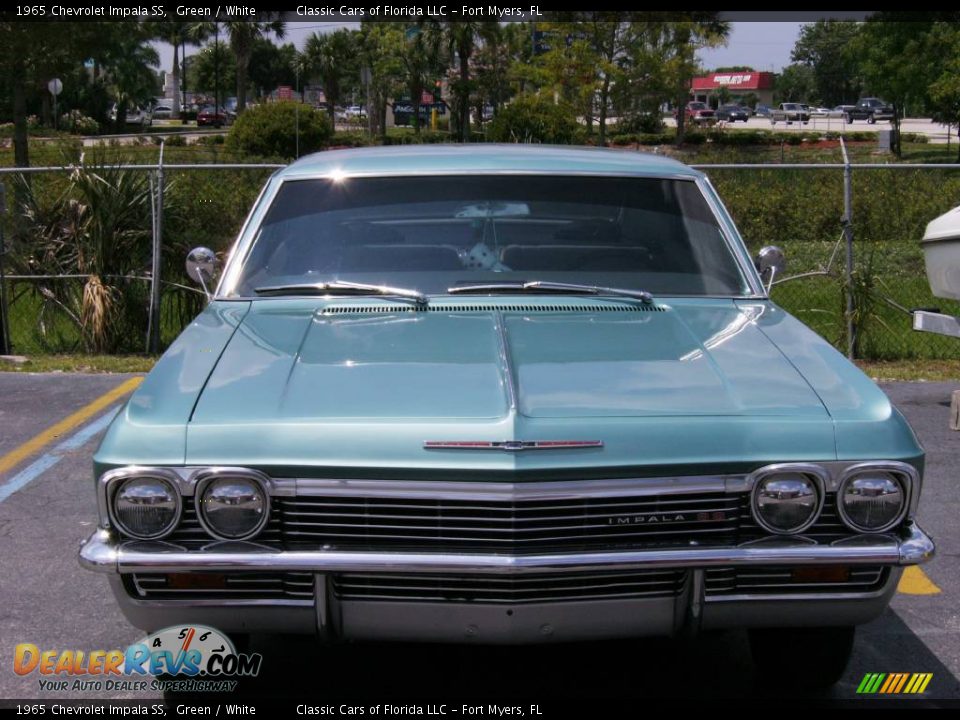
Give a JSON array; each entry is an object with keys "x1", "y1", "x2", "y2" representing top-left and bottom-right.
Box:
[
  {"x1": 48, "y1": 78, "x2": 63, "y2": 96},
  {"x1": 277, "y1": 85, "x2": 293, "y2": 101}
]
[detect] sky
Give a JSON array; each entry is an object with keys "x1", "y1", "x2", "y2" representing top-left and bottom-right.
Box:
[{"x1": 152, "y1": 21, "x2": 805, "y2": 81}]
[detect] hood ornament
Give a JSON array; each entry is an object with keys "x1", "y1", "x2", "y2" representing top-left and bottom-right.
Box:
[{"x1": 424, "y1": 440, "x2": 603, "y2": 452}]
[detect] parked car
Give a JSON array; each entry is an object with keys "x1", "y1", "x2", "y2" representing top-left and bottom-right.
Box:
[
  {"x1": 770, "y1": 102, "x2": 811, "y2": 125},
  {"x1": 754, "y1": 104, "x2": 772, "y2": 118},
  {"x1": 107, "y1": 103, "x2": 153, "y2": 129},
  {"x1": 344, "y1": 105, "x2": 366, "y2": 119},
  {"x1": 715, "y1": 104, "x2": 749, "y2": 122},
  {"x1": 80, "y1": 145, "x2": 934, "y2": 688},
  {"x1": 151, "y1": 103, "x2": 173, "y2": 120},
  {"x1": 846, "y1": 98, "x2": 894, "y2": 124},
  {"x1": 196, "y1": 106, "x2": 228, "y2": 128},
  {"x1": 679, "y1": 101, "x2": 716, "y2": 126},
  {"x1": 835, "y1": 104, "x2": 857, "y2": 120},
  {"x1": 809, "y1": 106, "x2": 843, "y2": 118}
]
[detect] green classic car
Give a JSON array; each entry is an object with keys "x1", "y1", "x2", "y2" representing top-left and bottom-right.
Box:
[{"x1": 80, "y1": 145, "x2": 933, "y2": 687}]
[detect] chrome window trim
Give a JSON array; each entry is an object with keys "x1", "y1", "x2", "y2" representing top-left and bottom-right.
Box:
[
  {"x1": 193, "y1": 471, "x2": 273, "y2": 542},
  {"x1": 836, "y1": 463, "x2": 913, "y2": 534},
  {"x1": 215, "y1": 172, "x2": 766, "y2": 302},
  {"x1": 104, "y1": 468, "x2": 183, "y2": 541},
  {"x1": 748, "y1": 463, "x2": 827, "y2": 535}
]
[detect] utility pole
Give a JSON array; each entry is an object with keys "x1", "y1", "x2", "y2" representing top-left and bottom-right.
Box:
[{"x1": 0, "y1": 183, "x2": 11, "y2": 355}]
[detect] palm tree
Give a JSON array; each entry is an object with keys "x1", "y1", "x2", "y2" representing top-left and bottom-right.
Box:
[
  {"x1": 432, "y1": 20, "x2": 487, "y2": 142},
  {"x1": 223, "y1": 17, "x2": 286, "y2": 112},
  {"x1": 396, "y1": 25, "x2": 444, "y2": 134},
  {"x1": 302, "y1": 29, "x2": 357, "y2": 119}
]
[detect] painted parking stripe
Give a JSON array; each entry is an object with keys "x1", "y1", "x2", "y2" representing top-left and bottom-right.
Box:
[
  {"x1": 0, "y1": 376, "x2": 142, "y2": 476},
  {"x1": 0, "y1": 405, "x2": 121, "y2": 503},
  {"x1": 898, "y1": 566, "x2": 942, "y2": 595}
]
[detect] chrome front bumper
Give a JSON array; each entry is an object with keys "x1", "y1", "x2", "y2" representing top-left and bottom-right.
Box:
[{"x1": 80, "y1": 522, "x2": 934, "y2": 575}]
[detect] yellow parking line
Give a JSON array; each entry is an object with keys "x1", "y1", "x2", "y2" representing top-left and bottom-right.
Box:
[
  {"x1": 0, "y1": 376, "x2": 143, "y2": 476},
  {"x1": 898, "y1": 566, "x2": 942, "y2": 595}
]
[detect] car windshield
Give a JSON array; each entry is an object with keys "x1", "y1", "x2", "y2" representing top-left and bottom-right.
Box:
[{"x1": 229, "y1": 175, "x2": 750, "y2": 298}]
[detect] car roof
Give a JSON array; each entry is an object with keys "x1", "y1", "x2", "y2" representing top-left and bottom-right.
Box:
[{"x1": 279, "y1": 144, "x2": 701, "y2": 180}]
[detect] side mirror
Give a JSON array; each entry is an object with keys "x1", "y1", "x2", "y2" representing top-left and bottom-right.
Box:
[
  {"x1": 186, "y1": 246, "x2": 218, "y2": 299},
  {"x1": 754, "y1": 245, "x2": 786, "y2": 292}
]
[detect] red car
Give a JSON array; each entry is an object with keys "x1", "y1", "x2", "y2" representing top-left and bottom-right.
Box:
[
  {"x1": 678, "y1": 101, "x2": 716, "y2": 127},
  {"x1": 197, "y1": 106, "x2": 227, "y2": 128}
]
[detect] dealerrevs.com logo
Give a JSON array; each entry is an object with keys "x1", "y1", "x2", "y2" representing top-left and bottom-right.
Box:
[{"x1": 14, "y1": 625, "x2": 262, "y2": 693}]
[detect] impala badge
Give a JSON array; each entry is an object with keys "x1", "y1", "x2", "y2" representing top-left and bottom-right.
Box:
[{"x1": 423, "y1": 440, "x2": 603, "y2": 452}]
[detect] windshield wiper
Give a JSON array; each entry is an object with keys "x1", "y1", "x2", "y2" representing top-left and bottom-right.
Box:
[
  {"x1": 255, "y1": 280, "x2": 428, "y2": 306},
  {"x1": 447, "y1": 281, "x2": 654, "y2": 305}
]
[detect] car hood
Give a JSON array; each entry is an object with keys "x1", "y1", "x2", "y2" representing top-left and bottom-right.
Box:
[{"x1": 97, "y1": 298, "x2": 922, "y2": 475}]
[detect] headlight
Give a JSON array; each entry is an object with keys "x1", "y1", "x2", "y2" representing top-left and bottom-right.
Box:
[
  {"x1": 197, "y1": 476, "x2": 269, "y2": 540},
  {"x1": 112, "y1": 477, "x2": 181, "y2": 539},
  {"x1": 752, "y1": 472, "x2": 822, "y2": 534},
  {"x1": 838, "y1": 472, "x2": 906, "y2": 532}
]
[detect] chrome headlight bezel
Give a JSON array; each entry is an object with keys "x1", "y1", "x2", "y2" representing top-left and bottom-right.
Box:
[
  {"x1": 749, "y1": 465, "x2": 826, "y2": 535},
  {"x1": 108, "y1": 473, "x2": 183, "y2": 540},
  {"x1": 837, "y1": 467, "x2": 909, "y2": 533},
  {"x1": 195, "y1": 471, "x2": 271, "y2": 541}
]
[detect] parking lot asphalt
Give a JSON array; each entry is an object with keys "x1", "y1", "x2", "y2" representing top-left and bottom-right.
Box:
[{"x1": 0, "y1": 372, "x2": 957, "y2": 703}]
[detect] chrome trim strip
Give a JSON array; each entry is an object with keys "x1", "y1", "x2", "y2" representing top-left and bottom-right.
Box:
[
  {"x1": 695, "y1": 176, "x2": 767, "y2": 298},
  {"x1": 422, "y1": 441, "x2": 604, "y2": 452},
  {"x1": 217, "y1": 175, "x2": 282, "y2": 297},
  {"x1": 315, "y1": 574, "x2": 329, "y2": 640},
  {"x1": 492, "y1": 309, "x2": 518, "y2": 413},
  {"x1": 705, "y1": 587, "x2": 891, "y2": 603},
  {"x1": 292, "y1": 475, "x2": 739, "y2": 500},
  {"x1": 79, "y1": 522, "x2": 934, "y2": 576}
]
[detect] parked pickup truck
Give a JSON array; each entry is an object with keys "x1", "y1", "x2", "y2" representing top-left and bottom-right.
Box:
[
  {"x1": 770, "y1": 103, "x2": 810, "y2": 125},
  {"x1": 845, "y1": 98, "x2": 894, "y2": 124}
]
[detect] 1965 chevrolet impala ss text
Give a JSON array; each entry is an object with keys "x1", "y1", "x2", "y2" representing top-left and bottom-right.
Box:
[{"x1": 80, "y1": 146, "x2": 934, "y2": 687}]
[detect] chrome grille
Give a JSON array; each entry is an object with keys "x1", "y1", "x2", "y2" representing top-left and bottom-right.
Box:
[
  {"x1": 276, "y1": 492, "x2": 742, "y2": 552},
  {"x1": 738, "y1": 492, "x2": 851, "y2": 542},
  {"x1": 332, "y1": 569, "x2": 686, "y2": 603},
  {"x1": 165, "y1": 497, "x2": 283, "y2": 548},
  {"x1": 128, "y1": 572, "x2": 313, "y2": 600},
  {"x1": 704, "y1": 566, "x2": 887, "y2": 596}
]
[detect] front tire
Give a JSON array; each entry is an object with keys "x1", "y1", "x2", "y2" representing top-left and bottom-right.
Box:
[
  {"x1": 749, "y1": 626, "x2": 855, "y2": 688},
  {"x1": 868, "y1": 116, "x2": 876, "y2": 125}
]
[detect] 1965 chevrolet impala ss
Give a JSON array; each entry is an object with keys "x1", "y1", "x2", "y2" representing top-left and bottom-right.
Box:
[{"x1": 80, "y1": 145, "x2": 934, "y2": 686}]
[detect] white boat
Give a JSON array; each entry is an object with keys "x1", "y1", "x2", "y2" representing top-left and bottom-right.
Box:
[{"x1": 915, "y1": 205, "x2": 960, "y2": 337}]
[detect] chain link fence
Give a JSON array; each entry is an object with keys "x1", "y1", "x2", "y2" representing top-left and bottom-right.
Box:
[{"x1": 1, "y1": 157, "x2": 960, "y2": 359}]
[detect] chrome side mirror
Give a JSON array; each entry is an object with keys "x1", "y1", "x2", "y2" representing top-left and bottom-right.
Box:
[
  {"x1": 754, "y1": 246, "x2": 786, "y2": 292},
  {"x1": 186, "y1": 246, "x2": 218, "y2": 299}
]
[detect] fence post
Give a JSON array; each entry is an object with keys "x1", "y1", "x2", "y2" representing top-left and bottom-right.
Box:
[
  {"x1": 147, "y1": 142, "x2": 164, "y2": 354},
  {"x1": 840, "y1": 138, "x2": 855, "y2": 360},
  {"x1": 0, "y1": 182, "x2": 10, "y2": 355}
]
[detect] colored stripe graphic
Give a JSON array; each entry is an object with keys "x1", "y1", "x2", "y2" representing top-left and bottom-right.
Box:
[{"x1": 857, "y1": 672, "x2": 932, "y2": 694}]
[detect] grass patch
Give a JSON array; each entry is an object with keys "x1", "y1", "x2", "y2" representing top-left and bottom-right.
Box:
[
  {"x1": 856, "y1": 359, "x2": 960, "y2": 383},
  {"x1": 1, "y1": 354, "x2": 156, "y2": 373}
]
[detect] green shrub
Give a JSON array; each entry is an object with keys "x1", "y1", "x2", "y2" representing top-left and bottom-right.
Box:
[
  {"x1": 60, "y1": 110, "x2": 99, "y2": 135},
  {"x1": 226, "y1": 101, "x2": 333, "y2": 160},
  {"x1": 164, "y1": 134, "x2": 186, "y2": 147},
  {"x1": 486, "y1": 94, "x2": 582, "y2": 145},
  {"x1": 196, "y1": 134, "x2": 226, "y2": 146},
  {"x1": 612, "y1": 113, "x2": 664, "y2": 134},
  {"x1": 331, "y1": 131, "x2": 374, "y2": 148}
]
